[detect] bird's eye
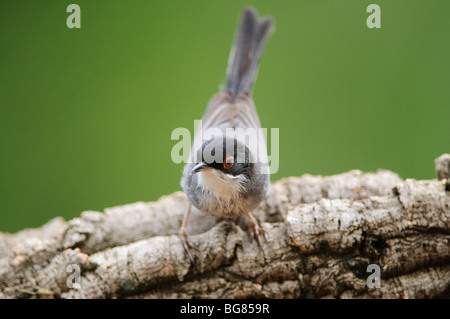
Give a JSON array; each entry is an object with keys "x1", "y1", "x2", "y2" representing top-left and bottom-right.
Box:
[{"x1": 223, "y1": 156, "x2": 234, "y2": 169}]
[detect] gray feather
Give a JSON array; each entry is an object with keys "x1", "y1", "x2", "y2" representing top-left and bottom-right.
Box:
[{"x1": 225, "y1": 8, "x2": 273, "y2": 96}]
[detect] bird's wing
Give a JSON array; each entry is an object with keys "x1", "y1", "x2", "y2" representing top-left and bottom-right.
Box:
[{"x1": 190, "y1": 92, "x2": 268, "y2": 166}]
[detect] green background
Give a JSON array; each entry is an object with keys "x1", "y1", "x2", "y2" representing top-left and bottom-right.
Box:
[{"x1": 1, "y1": 1, "x2": 449, "y2": 233}]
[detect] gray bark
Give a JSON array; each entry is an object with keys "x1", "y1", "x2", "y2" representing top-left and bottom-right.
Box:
[{"x1": 0, "y1": 155, "x2": 449, "y2": 299}]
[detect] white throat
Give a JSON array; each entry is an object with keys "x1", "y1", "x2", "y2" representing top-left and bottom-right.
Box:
[{"x1": 197, "y1": 169, "x2": 247, "y2": 200}]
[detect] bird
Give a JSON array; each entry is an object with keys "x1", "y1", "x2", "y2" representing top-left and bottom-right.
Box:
[{"x1": 180, "y1": 8, "x2": 273, "y2": 263}]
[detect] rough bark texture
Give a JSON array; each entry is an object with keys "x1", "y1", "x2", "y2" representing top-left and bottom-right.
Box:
[{"x1": 1, "y1": 155, "x2": 449, "y2": 299}]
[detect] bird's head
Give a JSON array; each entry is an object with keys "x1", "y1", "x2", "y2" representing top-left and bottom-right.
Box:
[{"x1": 190, "y1": 136, "x2": 254, "y2": 197}]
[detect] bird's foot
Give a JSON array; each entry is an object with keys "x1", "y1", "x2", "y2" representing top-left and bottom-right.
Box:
[
  {"x1": 179, "y1": 228, "x2": 197, "y2": 264},
  {"x1": 247, "y1": 212, "x2": 266, "y2": 250}
]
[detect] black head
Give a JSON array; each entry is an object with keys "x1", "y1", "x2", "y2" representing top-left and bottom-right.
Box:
[{"x1": 191, "y1": 136, "x2": 253, "y2": 177}]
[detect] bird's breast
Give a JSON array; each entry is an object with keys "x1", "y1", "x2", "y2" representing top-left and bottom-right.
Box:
[{"x1": 193, "y1": 170, "x2": 258, "y2": 218}]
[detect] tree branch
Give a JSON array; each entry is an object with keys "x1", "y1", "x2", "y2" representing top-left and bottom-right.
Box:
[{"x1": 1, "y1": 155, "x2": 449, "y2": 299}]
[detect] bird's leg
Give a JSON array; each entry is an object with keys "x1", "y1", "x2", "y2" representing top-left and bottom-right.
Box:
[
  {"x1": 179, "y1": 203, "x2": 195, "y2": 264},
  {"x1": 247, "y1": 211, "x2": 265, "y2": 249}
]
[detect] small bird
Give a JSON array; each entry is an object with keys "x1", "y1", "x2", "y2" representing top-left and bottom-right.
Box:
[{"x1": 180, "y1": 8, "x2": 273, "y2": 262}]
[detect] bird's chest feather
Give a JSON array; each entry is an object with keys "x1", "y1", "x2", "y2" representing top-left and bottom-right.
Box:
[{"x1": 195, "y1": 170, "x2": 252, "y2": 217}]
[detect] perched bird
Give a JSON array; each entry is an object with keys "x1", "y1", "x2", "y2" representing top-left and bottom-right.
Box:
[{"x1": 180, "y1": 8, "x2": 273, "y2": 262}]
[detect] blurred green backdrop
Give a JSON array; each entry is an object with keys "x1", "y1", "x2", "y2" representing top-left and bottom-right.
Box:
[{"x1": 1, "y1": 1, "x2": 449, "y2": 233}]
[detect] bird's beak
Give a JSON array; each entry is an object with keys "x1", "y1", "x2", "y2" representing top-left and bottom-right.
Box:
[{"x1": 190, "y1": 162, "x2": 208, "y2": 175}]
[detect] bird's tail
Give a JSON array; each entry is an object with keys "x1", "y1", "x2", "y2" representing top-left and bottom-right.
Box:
[{"x1": 224, "y1": 8, "x2": 273, "y2": 97}]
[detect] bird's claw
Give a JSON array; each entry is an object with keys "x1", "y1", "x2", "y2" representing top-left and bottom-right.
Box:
[
  {"x1": 247, "y1": 212, "x2": 266, "y2": 251},
  {"x1": 251, "y1": 221, "x2": 266, "y2": 250},
  {"x1": 179, "y1": 229, "x2": 197, "y2": 264}
]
